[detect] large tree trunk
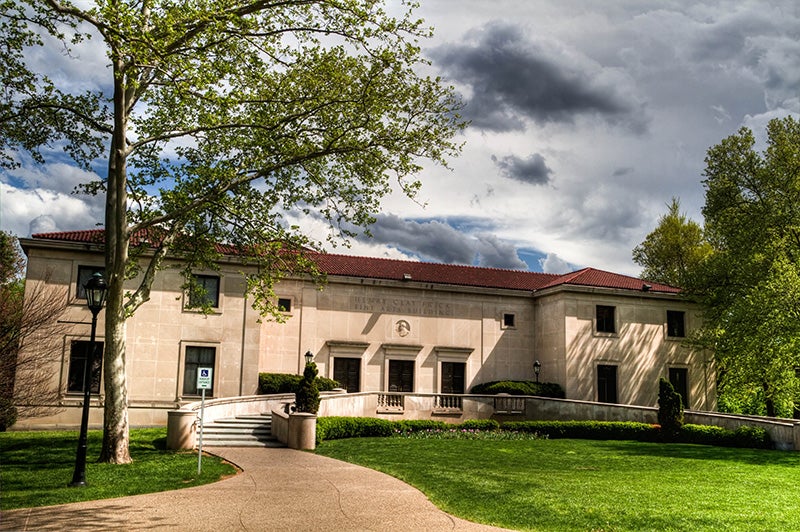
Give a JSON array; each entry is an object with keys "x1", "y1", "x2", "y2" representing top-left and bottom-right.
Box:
[{"x1": 99, "y1": 57, "x2": 132, "y2": 464}]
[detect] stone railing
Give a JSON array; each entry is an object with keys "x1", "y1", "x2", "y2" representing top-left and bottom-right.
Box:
[{"x1": 167, "y1": 391, "x2": 800, "y2": 451}]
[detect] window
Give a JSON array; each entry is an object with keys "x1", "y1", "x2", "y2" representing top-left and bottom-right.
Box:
[
  {"x1": 596, "y1": 305, "x2": 616, "y2": 334},
  {"x1": 77, "y1": 265, "x2": 105, "y2": 299},
  {"x1": 277, "y1": 298, "x2": 292, "y2": 313},
  {"x1": 441, "y1": 362, "x2": 466, "y2": 394},
  {"x1": 182, "y1": 346, "x2": 216, "y2": 396},
  {"x1": 188, "y1": 275, "x2": 220, "y2": 308},
  {"x1": 67, "y1": 340, "x2": 103, "y2": 394},
  {"x1": 669, "y1": 367, "x2": 689, "y2": 409},
  {"x1": 333, "y1": 358, "x2": 360, "y2": 392},
  {"x1": 502, "y1": 313, "x2": 516, "y2": 329},
  {"x1": 388, "y1": 360, "x2": 414, "y2": 392},
  {"x1": 597, "y1": 364, "x2": 618, "y2": 403},
  {"x1": 667, "y1": 310, "x2": 686, "y2": 338}
]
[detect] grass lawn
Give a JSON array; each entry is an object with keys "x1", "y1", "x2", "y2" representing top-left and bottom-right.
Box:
[
  {"x1": 0, "y1": 428, "x2": 236, "y2": 510},
  {"x1": 316, "y1": 437, "x2": 800, "y2": 531}
]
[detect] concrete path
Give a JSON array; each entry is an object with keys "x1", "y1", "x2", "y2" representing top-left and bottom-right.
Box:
[{"x1": 2, "y1": 447, "x2": 512, "y2": 531}]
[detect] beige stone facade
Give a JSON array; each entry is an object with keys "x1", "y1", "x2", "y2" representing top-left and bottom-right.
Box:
[{"x1": 13, "y1": 232, "x2": 714, "y2": 429}]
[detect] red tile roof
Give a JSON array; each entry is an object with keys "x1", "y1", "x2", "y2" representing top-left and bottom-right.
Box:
[{"x1": 28, "y1": 229, "x2": 680, "y2": 294}]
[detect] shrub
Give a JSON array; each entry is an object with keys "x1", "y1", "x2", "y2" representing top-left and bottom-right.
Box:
[
  {"x1": 394, "y1": 419, "x2": 448, "y2": 433},
  {"x1": 458, "y1": 419, "x2": 500, "y2": 431},
  {"x1": 317, "y1": 416, "x2": 395, "y2": 443},
  {"x1": 295, "y1": 363, "x2": 320, "y2": 414},
  {"x1": 469, "y1": 380, "x2": 565, "y2": 398},
  {"x1": 0, "y1": 398, "x2": 17, "y2": 431},
  {"x1": 502, "y1": 420, "x2": 660, "y2": 442},
  {"x1": 679, "y1": 424, "x2": 772, "y2": 449},
  {"x1": 258, "y1": 372, "x2": 339, "y2": 394},
  {"x1": 658, "y1": 378, "x2": 683, "y2": 438}
]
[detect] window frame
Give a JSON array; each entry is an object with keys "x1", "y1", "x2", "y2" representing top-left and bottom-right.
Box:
[
  {"x1": 76, "y1": 265, "x2": 106, "y2": 300},
  {"x1": 387, "y1": 359, "x2": 415, "y2": 393},
  {"x1": 181, "y1": 345, "x2": 217, "y2": 398},
  {"x1": 277, "y1": 297, "x2": 292, "y2": 313},
  {"x1": 595, "y1": 305, "x2": 616, "y2": 334},
  {"x1": 66, "y1": 339, "x2": 104, "y2": 395},
  {"x1": 187, "y1": 274, "x2": 221, "y2": 309},
  {"x1": 666, "y1": 310, "x2": 686, "y2": 338},
  {"x1": 502, "y1": 313, "x2": 516, "y2": 329}
]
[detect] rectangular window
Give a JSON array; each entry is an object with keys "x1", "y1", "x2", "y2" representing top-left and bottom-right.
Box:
[
  {"x1": 596, "y1": 305, "x2": 616, "y2": 334},
  {"x1": 388, "y1": 360, "x2": 414, "y2": 392},
  {"x1": 188, "y1": 275, "x2": 220, "y2": 308},
  {"x1": 597, "y1": 364, "x2": 618, "y2": 403},
  {"x1": 667, "y1": 310, "x2": 686, "y2": 338},
  {"x1": 669, "y1": 367, "x2": 689, "y2": 409},
  {"x1": 333, "y1": 357, "x2": 361, "y2": 392},
  {"x1": 502, "y1": 313, "x2": 516, "y2": 328},
  {"x1": 67, "y1": 340, "x2": 103, "y2": 394},
  {"x1": 77, "y1": 265, "x2": 105, "y2": 299},
  {"x1": 277, "y1": 297, "x2": 292, "y2": 313},
  {"x1": 182, "y1": 346, "x2": 216, "y2": 396},
  {"x1": 441, "y1": 362, "x2": 466, "y2": 394}
]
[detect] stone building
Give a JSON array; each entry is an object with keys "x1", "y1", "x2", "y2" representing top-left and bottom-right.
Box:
[{"x1": 14, "y1": 229, "x2": 713, "y2": 429}]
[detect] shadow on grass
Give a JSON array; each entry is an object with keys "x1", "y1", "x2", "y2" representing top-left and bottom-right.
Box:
[{"x1": 594, "y1": 439, "x2": 800, "y2": 466}]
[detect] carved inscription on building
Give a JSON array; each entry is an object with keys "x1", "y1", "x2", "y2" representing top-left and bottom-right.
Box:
[{"x1": 351, "y1": 296, "x2": 453, "y2": 317}]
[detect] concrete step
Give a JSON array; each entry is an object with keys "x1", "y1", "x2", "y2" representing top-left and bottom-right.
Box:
[{"x1": 200, "y1": 414, "x2": 281, "y2": 448}]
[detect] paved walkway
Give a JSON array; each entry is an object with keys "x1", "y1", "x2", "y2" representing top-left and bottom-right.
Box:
[{"x1": 2, "y1": 447, "x2": 512, "y2": 531}]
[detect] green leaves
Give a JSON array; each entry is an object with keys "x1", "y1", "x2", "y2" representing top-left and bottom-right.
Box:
[{"x1": 695, "y1": 116, "x2": 800, "y2": 417}]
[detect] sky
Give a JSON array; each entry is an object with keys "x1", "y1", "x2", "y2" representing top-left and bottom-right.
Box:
[{"x1": 1, "y1": 0, "x2": 799, "y2": 277}]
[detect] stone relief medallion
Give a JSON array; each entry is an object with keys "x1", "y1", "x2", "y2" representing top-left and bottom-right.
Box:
[{"x1": 396, "y1": 319, "x2": 411, "y2": 337}]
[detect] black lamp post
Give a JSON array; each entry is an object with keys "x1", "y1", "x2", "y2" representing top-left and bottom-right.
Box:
[
  {"x1": 304, "y1": 350, "x2": 313, "y2": 365},
  {"x1": 70, "y1": 272, "x2": 107, "y2": 487},
  {"x1": 533, "y1": 360, "x2": 541, "y2": 384}
]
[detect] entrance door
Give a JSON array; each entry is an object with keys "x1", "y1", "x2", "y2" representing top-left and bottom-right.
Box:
[
  {"x1": 441, "y1": 362, "x2": 466, "y2": 394},
  {"x1": 388, "y1": 360, "x2": 414, "y2": 392},
  {"x1": 668, "y1": 367, "x2": 689, "y2": 409},
  {"x1": 333, "y1": 358, "x2": 361, "y2": 392},
  {"x1": 597, "y1": 364, "x2": 618, "y2": 403}
]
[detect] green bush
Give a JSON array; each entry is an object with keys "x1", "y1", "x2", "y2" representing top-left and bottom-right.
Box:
[
  {"x1": 258, "y1": 372, "x2": 338, "y2": 394},
  {"x1": 469, "y1": 380, "x2": 565, "y2": 398},
  {"x1": 0, "y1": 398, "x2": 17, "y2": 431},
  {"x1": 394, "y1": 419, "x2": 448, "y2": 433},
  {"x1": 458, "y1": 419, "x2": 500, "y2": 431},
  {"x1": 502, "y1": 420, "x2": 660, "y2": 442},
  {"x1": 658, "y1": 378, "x2": 684, "y2": 438},
  {"x1": 295, "y1": 363, "x2": 320, "y2": 414},
  {"x1": 317, "y1": 416, "x2": 395, "y2": 443},
  {"x1": 501, "y1": 420, "x2": 773, "y2": 449}
]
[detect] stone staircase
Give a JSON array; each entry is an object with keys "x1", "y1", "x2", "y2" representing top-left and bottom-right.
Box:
[{"x1": 198, "y1": 414, "x2": 283, "y2": 447}]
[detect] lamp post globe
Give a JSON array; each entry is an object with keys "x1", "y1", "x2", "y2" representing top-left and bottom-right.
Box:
[
  {"x1": 70, "y1": 272, "x2": 107, "y2": 487},
  {"x1": 533, "y1": 360, "x2": 541, "y2": 384},
  {"x1": 305, "y1": 351, "x2": 313, "y2": 365}
]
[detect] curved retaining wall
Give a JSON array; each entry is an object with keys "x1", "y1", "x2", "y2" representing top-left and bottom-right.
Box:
[{"x1": 167, "y1": 392, "x2": 800, "y2": 451}]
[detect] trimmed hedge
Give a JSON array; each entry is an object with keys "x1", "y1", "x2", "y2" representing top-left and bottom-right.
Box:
[
  {"x1": 501, "y1": 420, "x2": 773, "y2": 449},
  {"x1": 258, "y1": 372, "x2": 339, "y2": 394},
  {"x1": 469, "y1": 380, "x2": 565, "y2": 398},
  {"x1": 315, "y1": 416, "x2": 773, "y2": 449}
]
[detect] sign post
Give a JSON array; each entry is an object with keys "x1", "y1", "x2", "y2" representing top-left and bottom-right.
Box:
[{"x1": 196, "y1": 367, "x2": 213, "y2": 475}]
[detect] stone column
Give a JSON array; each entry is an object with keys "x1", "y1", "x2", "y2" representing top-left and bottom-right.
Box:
[
  {"x1": 288, "y1": 412, "x2": 317, "y2": 450},
  {"x1": 167, "y1": 410, "x2": 197, "y2": 450}
]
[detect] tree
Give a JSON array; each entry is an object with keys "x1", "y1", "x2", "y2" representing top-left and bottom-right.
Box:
[
  {"x1": 0, "y1": 232, "x2": 69, "y2": 429},
  {"x1": 693, "y1": 116, "x2": 800, "y2": 417},
  {"x1": 1, "y1": 1, "x2": 463, "y2": 462},
  {"x1": 295, "y1": 362, "x2": 320, "y2": 414},
  {"x1": 632, "y1": 197, "x2": 711, "y2": 287},
  {"x1": 657, "y1": 377, "x2": 683, "y2": 439}
]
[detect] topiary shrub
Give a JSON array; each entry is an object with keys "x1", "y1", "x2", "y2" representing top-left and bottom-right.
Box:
[
  {"x1": 469, "y1": 380, "x2": 565, "y2": 398},
  {"x1": 0, "y1": 398, "x2": 17, "y2": 431},
  {"x1": 295, "y1": 363, "x2": 320, "y2": 414},
  {"x1": 502, "y1": 420, "x2": 660, "y2": 442},
  {"x1": 658, "y1": 378, "x2": 684, "y2": 439}
]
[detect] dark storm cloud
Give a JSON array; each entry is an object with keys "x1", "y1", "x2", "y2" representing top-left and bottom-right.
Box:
[
  {"x1": 362, "y1": 214, "x2": 526, "y2": 269},
  {"x1": 430, "y1": 21, "x2": 636, "y2": 132},
  {"x1": 492, "y1": 153, "x2": 552, "y2": 185}
]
